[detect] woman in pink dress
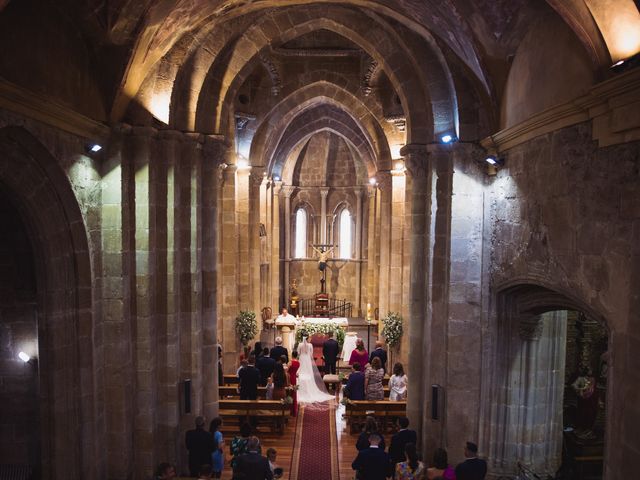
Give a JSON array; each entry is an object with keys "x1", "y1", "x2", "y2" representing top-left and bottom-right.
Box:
[
  {"x1": 348, "y1": 338, "x2": 369, "y2": 367},
  {"x1": 288, "y1": 350, "x2": 300, "y2": 416}
]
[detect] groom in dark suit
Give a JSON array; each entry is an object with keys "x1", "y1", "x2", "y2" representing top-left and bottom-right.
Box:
[
  {"x1": 322, "y1": 331, "x2": 339, "y2": 375},
  {"x1": 352, "y1": 434, "x2": 390, "y2": 480}
]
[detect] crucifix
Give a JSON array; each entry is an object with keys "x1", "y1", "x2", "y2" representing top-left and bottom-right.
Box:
[{"x1": 310, "y1": 243, "x2": 337, "y2": 293}]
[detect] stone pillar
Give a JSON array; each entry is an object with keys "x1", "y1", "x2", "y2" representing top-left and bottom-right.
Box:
[
  {"x1": 389, "y1": 170, "x2": 406, "y2": 315},
  {"x1": 355, "y1": 188, "x2": 364, "y2": 316},
  {"x1": 282, "y1": 186, "x2": 294, "y2": 307},
  {"x1": 320, "y1": 187, "x2": 329, "y2": 244},
  {"x1": 401, "y1": 144, "x2": 432, "y2": 449},
  {"x1": 271, "y1": 181, "x2": 283, "y2": 311},
  {"x1": 366, "y1": 183, "x2": 381, "y2": 320},
  {"x1": 236, "y1": 166, "x2": 250, "y2": 309},
  {"x1": 377, "y1": 172, "x2": 392, "y2": 317},
  {"x1": 249, "y1": 168, "x2": 264, "y2": 316}
]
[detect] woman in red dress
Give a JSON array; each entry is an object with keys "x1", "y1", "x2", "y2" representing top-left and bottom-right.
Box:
[{"x1": 288, "y1": 350, "x2": 300, "y2": 416}]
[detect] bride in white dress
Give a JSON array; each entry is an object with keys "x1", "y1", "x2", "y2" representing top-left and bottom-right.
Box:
[{"x1": 296, "y1": 337, "x2": 334, "y2": 404}]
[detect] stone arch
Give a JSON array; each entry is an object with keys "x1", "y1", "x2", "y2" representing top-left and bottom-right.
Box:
[
  {"x1": 250, "y1": 82, "x2": 392, "y2": 173},
  {"x1": 482, "y1": 280, "x2": 611, "y2": 478},
  {"x1": 194, "y1": 6, "x2": 440, "y2": 144},
  {"x1": 0, "y1": 127, "x2": 94, "y2": 480}
]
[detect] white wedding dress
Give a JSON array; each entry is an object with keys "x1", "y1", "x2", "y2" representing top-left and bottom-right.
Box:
[{"x1": 296, "y1": 338, "x2": 334, "y2": 404}]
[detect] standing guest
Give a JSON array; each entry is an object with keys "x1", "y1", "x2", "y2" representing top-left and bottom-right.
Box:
[
  {"x1": 230, "y1": 423, "x2": 261, "y2": 470},
  {"x1": 209, "y1": 417, "x2": 225, "y2": 479},
  {"x1": 352, "y1": 434, "x2": 390, "y2": 480},
  {"x1": 271, "y1": 360, "x2": 289, "y2": 400},
  {"x1": 154, "y1": 463, "x2": 177, "y2": 480},
  {"x1": 265, "y1": 376, "x2": 274, "y2": 399},
  {"x1": 389, "y1": 363, "x2": 408, "y2": 401},
  {"x1": 217, "y1": 345, "x2": 224, "y2": 387},
  {"x1": 185, "y1": 416, "x2": 214, "y2": 477},
  {"x1": 288, "y1": 350, "x2": 301, "y2": 416},
  {"x1": 266, "y1": 448, "x2": 284, "y2": 479},
  {"x1": 427, "y1": 448, "x2": 456, "y2": 480},
  {"x1": 344, "y1": 362, "x2": 365, "y2": 400},
  {"x1": 256, "y1": 347, "x2": 276, "y2": 386},
  {"x1": 237, "y1": 359, "x2": 248, "y2": 377},
  {"x1": 322, "y1": 330, "x2": 340, "y2": 375},
  {"x1": 239, "y1": 355, "x2": 261, "y2": 400},
  {"x1": 348, "y1": 338, "x2": 369, "y2": 367},
  {"x1": 369, "y1": 341, "x2": 388, "y2": 372},
  {"x1": 365, "y1": 356, "x2": 385, "y2": 400},
  {"x1": 356, "y1": 416, "x2": 386, "y2": 451},
  {"x1": 455, "y1": 442, "x2": 487, "y2": 480},
  {"x1": 253, "y1": 341, "x2": 264, "y2": 360},
  {"x1": 233, "y1": 436, "x2": 274, "y2": 480},
  {"x1": 270, "y1": 336, "x2": 289, "y2": 363},
  {"x1": 389, "y1": 417, "x2": 418, "y2": 468},
  {"x1": 394, "y1": 443, "x2": 425, "y2": 480}
]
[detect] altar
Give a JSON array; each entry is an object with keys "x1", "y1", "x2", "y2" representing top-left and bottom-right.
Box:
[{"x1": 274, "y1": 317, "x2": 349, "y2": 351}]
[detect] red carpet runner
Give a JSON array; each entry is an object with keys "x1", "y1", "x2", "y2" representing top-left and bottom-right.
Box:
[{"x1": 290, "y1": 404, "x2": 338, "y2": 480}]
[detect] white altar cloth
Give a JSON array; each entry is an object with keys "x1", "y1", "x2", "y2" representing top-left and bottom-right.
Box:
[{"x1": 301, "y1": 317, "x2": 349, "y2": 327}]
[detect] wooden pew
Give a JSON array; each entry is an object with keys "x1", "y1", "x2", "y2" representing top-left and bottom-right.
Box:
[
  {"x1": 219, "y1": 385, "x2": 269, "y2": 399},
  {"x1": 223, "y1": 374, "x2": 239, "y2": 384},
  {"x1": 344, "y1": 400, "x2": 407, "y2": 433},
  {"x1": 218, "y1": 399, "x2": 288, "y2": 433}
]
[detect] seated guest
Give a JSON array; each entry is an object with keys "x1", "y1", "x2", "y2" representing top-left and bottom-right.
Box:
[
  {"x1": 389, "y1": 417, "x2": 418, "y2": 467},
  {"x1": 352, "y1": 434, "x2": 390, "y2": 480},
  {"x1": 389, "y1": 362, "x2": 408, "y2": 401},
  {"x1": 427, "y1": 448, "x2": 456, "y2": 480},
  {"x1": 345, "y1": 362, "x2": 365, "y2": 400},
  {"x1": 357, "y1": 416, "x2": 386, "y2": 451},
  {"x1": 154, "y1": 462, "x2": 176, "y2": 480},
  {"x1": 369, "y1": 341, "x2": 388, "y2": 372},
  {"x1": 256, "y1": 347, "x2": 276, "y2": 386},
  {"x1": 394, "y1": 443, "x2": 425, "y2": 480},
  {"x1": 365, "y1": 356, "x2": 385, "y2": 400},
  {"x1": 230, "y1": 423, "x2": 261, "y2": 470},
  {"x1": 233, "y1": 436, "x2": 273, "y2": 480},
  {"x1": 455, "y1": 442, "x2": 487, "y2": 480},
  {"x1": 348, "y1": 338, "x2": 369, "y2": 367}
]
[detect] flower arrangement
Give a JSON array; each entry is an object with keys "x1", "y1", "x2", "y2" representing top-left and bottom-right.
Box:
[
  {"x1": 295, "y1": 323, "x2": 345, "y2": 349},
  {"x1": 235, "y1": 310, "x2": 258, "y2": 346},
  {"x1": 283, "y1": 395, "x2": 294, "y2": 405},
  {"x1": 381, "y1": 311, "x2": 403, "y2": 349}
]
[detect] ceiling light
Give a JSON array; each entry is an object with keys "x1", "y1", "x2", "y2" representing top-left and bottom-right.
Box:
[
  {"x1": 90, "y1": 144, "x2": 102, "y2": 152},
  {"x1": 18, "y1": 351, "x2": 30, "y2": 363},
  {"x1": 440, "y1": 134, "x2": 456, "y2": 144}
]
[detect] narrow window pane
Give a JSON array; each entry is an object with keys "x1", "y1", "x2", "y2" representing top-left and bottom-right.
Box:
[
  {"x1": 340, "y1": 209, "x2": 352, "y2": 259},
  {"x1": 295, "y1": 209, "x2": 307, "y2": 258}
]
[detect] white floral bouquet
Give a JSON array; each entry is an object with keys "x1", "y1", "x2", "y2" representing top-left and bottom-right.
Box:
[
  {"x1": 235, "y1": 310, "x2": 258, "y2": 346},
  {"x1": 381, "y1": 312, "x2": 403, "y2": 349},
  {"x1": 295, "y1": 324, "x2": 345, "y2": 348}
]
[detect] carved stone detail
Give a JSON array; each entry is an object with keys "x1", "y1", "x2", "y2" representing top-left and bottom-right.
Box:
[
  {"x1": 258, "y1": 52, "x2": 282, "y2": 96},
  {"x1": 362, "y1": 58, "x2": 379, "y2": 96}
]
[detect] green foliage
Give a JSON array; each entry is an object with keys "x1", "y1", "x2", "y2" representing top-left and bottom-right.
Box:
[
  {"x1": 381, "y1": 312, "x2": 403, "y2": 349},
  {"x1": 295, "y1": 323, "x2": 345, "y2": 349},
  {"x1": 235, "y1": 310, "x2": 258, "y2": 346}
]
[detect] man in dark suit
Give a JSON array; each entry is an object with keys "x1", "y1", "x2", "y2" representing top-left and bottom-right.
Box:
[
  {"x1": 185, "y1": 416, "x2": 214, "y2": 477},
  {"x1": 388, "y1": 417, "x2": 418, "y2": 467},
  {"x1": 352, "y1": 434, "x2": 390, "y2": 480},
  {"x1": 269, "y1": 337, "x2": 288, "y2": 363},
  {"x1": 322, "y1": 331, "x2": 339, "y2": 375},
  {"x1": 369, "y1": 341, "x2": 388, "y2": 372},
  {"x1": 344, "y1": 362, "x2": 365, "y2": 400},
  {"x1": 256, "y1": 347, "x2": 276, "y2": 386},
  {"x1": 233, "y1": 436, "x2": 273, "y2": 480},
  {"x1": 455, "y1": 441, "x2": 488, "y2": 480},
  {"x1": 238, "y1": 355, "x2": 261, "y2": 400}
]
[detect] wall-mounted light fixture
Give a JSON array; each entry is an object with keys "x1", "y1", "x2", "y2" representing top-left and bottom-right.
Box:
[
  {"x1": 369, "y1": 177, "x2": 377, "y2": 186},
  {"x1": 18, "y1": 351, "x2": 37, "y2": 366},
  {"x1": 440, "y1": 134, "x2": 457, "y2": 144}
]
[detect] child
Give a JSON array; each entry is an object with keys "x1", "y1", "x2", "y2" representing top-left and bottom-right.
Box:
[
  {"x1": 266, "y1": 376, "x2": 274, "y2": 399},
  {"x1": 267, "y1": 448, "x2": 283, "y2": 479}
]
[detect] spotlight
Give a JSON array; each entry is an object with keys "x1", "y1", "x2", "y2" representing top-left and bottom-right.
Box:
[
  {"x1": 85, "y1": 144, "x2": 102, "y2": 154},
  {"x1": 485, "y1": 156, "x2": 498, "y2": 165},
  {"x1": 369, "y1": 177, "x2": 377, "y2": 186},
  {"x1": 440, "y1": 134, "x2": 456, "y2": 144},
  {"x1": 610, "y1": 52, "x2": 640, "y2": 73},
  {"x1": 18, "y1": 351, "x2": 30, "y2": 363}
]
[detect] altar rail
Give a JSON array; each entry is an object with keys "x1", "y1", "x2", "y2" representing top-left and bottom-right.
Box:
[{"x1": 299, "y1": 297, "x2": 352, "y2": 317}]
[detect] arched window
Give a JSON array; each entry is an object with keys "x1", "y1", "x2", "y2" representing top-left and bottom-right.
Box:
[
  {"x1": 294, "y1": 208, "x2": 307, "y2": 258},
  {"x1": 339, "y1": 209, "x2": 352, "y2": 259}
]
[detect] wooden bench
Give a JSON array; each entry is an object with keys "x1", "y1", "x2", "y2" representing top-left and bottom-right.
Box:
[
  {"x1": 218, "y1": 399, "x2": 288, "y2": 433},
  {"x1": 219, "y1": 385, "x2": 271, "y2": 399},
  {"x1": 344, "y1": 400, "x2": 407, "y2": 433},
  {"x1": 223, "y1": 374, "x2": 239, "y2": 384}
]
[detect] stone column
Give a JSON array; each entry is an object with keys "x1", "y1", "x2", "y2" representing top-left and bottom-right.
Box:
[
  {"x1": 282, "y1": 186, "x2": 294, "y2": 306},
  {"x1": 377, "y1": 172, "x2": 392, "y2": 317},
  {"x1": 355, "y1": 188, "x2": 364, "y2": 316},
  {"x1": 249, "y1": 168, "x2": 264, "y2": 315},
  {"x1": 366, "y1": 183, "x2": 381, "y2": 320},
  {"x1": 401, "y1": 144, "x2": 432, "y2": 449},
  {"x1": 236, "y1": 166, "x2": 250, "y2": 309},
  {"x1": 320, "y1": 187, "x2": 329, "y2": 244},
  {"x1": 271, "y1": 181, "x2": 283, "y2": 311},
  {"x1": 389, "y1": 169, "x2": 406, "y2": 315}
]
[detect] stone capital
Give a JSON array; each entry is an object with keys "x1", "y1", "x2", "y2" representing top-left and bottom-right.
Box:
[
  {"x1": 320, "y1": 187, "x2": 330, "y2": 198},
  {"x1": 401, "y1": 144, "x2": 430, "y2": 178},
  {"x1": 249, "y1": 166, "x2": 266, "y2": 188},
  {"x1": 280, "y1": 185, "x2": 295, "y2": 198},
  {"x1": 354, "y1": 188, "x2": 364, "y2": 198},
  {"x1": 130, "y1": 125, "x2": 158, "y2": 138},
  {"x1": 375, "y1": 170, "x2": 392, "y2": 191}
]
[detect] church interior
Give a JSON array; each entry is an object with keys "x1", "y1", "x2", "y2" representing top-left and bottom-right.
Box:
[{"x1": 0, "y1": 0, "x2": 639, "y2": 479}]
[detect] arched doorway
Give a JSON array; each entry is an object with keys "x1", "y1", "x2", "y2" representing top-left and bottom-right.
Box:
[
  {"x1": 485, "y1": 284, "x2": 608, "y2": 479},
  {"x1": 0, "y1": 127, "x2": 95, "y2": 480}
]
